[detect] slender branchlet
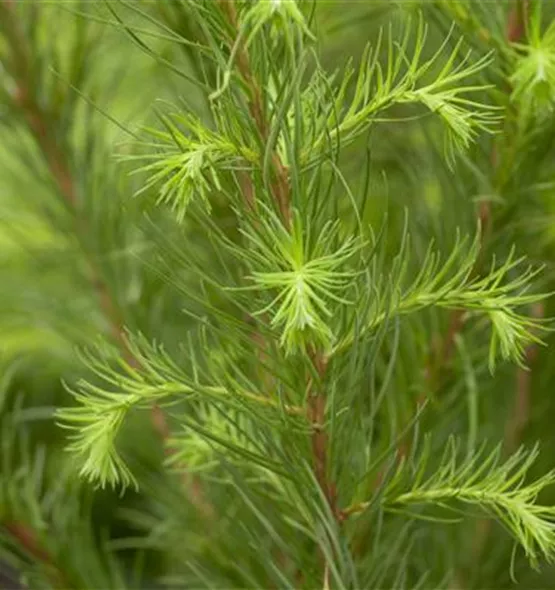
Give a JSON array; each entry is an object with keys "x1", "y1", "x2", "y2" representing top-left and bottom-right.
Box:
[{"x1": 307, "y1": 349, "x2": 339, "y2": 518}]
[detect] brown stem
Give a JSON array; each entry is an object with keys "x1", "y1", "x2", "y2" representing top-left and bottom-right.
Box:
[
  {"x1": 217, "y1": 0, "x2": 292, "y2": 387},
  {"x1": 507, "y1": 0, "x2": 529, "y2": 43},
  {"x1": 4, "y1": 522, "x2": 50, "y2": 564},
  {"x1": 307, "y1": 351, "x2": 339, "y2": 519},
  {"x1": 306, "y1": 349, "x2": 344, "y2": 587},
  {"x1": 217, "y1": 7, "x2": 340, "y2": 582},
  {"x1": 218, "y1": 0, "x2": 292, "y2": 228}
]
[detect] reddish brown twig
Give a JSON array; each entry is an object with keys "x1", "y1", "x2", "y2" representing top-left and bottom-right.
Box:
[
  {"x1": 218, "y1": 0, "x2": 292, "y2": 229},
  {"x1": 4, "y1": 522, "x2": 50, "y2": 565},
  {"x1": 305, "y1": 347, "x2": 345, "y2": 586},
  {"x1": 218, "y1": 0, "x2": 339, "y2": 522},
  {"x1": 307, "y1": 350, "x2": 340, "y2": 520},
  {"x1": 217, "y1": 1, "x2": 296, "y2": 402},
  {"x1": 507, "y1": 0, "x2": 529, "y2": 43}
]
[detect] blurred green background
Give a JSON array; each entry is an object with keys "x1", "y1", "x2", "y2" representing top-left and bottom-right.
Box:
[{"x1": 2, "y1": 1, "x2": 555, "y2": 588}]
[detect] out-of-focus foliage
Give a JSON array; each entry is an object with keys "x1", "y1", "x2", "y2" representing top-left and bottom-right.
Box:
[{"x1": 2, "y1": 1, "x2": 555, "y2": 588}]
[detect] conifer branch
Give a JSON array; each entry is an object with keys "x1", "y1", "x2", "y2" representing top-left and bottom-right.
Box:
[
  {"x1": 421, "y1": 0, "x2": 529, "y2": 395},
  {"x1": 342, "y1": 442, "x2": 555, "y2": 570},
  {"x1": 214, "y1": 0, "x2": 293, "y2": 404},
  {"x1": 333, "y1": 236, "x2": 546, "y2": 367},
  {"x1": 4, "y1": 2, "x2": 552, "y2": 586},
  {"x1": 57, "y1": 335, "x2": 305, "y2": 489},
  {"x1": 355, "y1": 6, "x2": 541, "y2": 572},
  {"x1": 424, "y1": 0, "x2": 531, "y2": 396},
  {"x1": 302, "y1": 17, "x2": 500, "y2": 167},
  {"x1": 216, "y1": 0, "x2": 340, "y2": 539},
  {"x1": 216, "y1": 8, "x2": 341, "y2": 581},
  {"x1": 425, "y1": 201, "x2": 492, "y2": 392}
]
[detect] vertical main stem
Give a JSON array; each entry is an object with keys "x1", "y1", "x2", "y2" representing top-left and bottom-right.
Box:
[
  {"x1": 218, "y1": 4, "x2": 341, "y2": 581},
  {"x1": 219, "y1": 0, "x2": 338, "y2": 516},
  {"x1": 307, "y1": 351, "x2": 339, "y2": 519}
]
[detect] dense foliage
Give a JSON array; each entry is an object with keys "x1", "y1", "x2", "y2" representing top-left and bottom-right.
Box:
[{"x1": 2, "y1": 0, "x2": 555, "y2": 588}]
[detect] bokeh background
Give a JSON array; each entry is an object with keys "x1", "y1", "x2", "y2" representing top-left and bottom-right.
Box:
[{"x1": 2, "y1": 0, "x2": 555, "y2": 588}]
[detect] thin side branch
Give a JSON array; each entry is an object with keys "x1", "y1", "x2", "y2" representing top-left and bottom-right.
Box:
[{"x1": 423, "y1": 0, "x2": 529, "y2": 403}]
